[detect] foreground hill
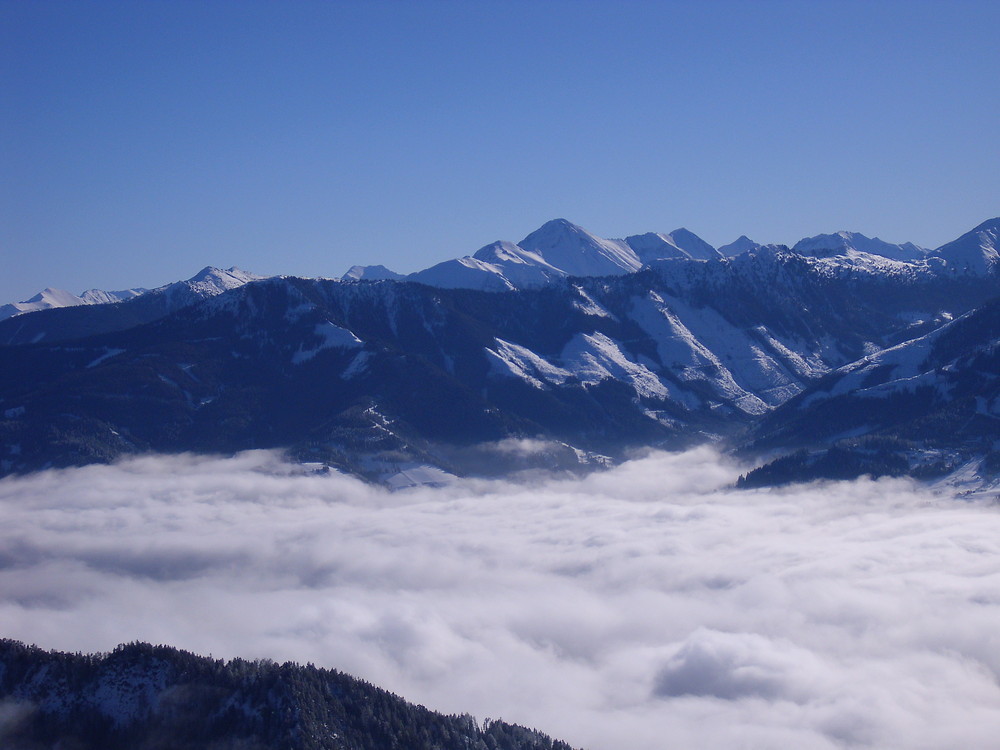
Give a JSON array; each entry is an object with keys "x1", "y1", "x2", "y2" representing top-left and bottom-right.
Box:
[{"x1": 0, "y1": 640, "x2": 577, "y2": 750}]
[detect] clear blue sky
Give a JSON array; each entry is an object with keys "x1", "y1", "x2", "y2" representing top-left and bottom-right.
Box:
[{"x1": 2, "y1": 0, "x2": 999, "y2": 302}]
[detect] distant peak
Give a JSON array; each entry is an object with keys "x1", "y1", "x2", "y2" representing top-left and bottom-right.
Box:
[
  {"x1": 531, "y1": 218, "x2": 586, "y2": 236},
  {"x1": 190, "y1": 266, "x2": 222, "y2": 281},
  {"x1": 186, "y1": 266, "x2": 261, "y2": 284},
  {"x1": 793, "y1": 231, "x2": 925, "y2": 262},
  {"x1": 718, "y1": 235, "x2": 761, "y2": 257},
  {"x1": 519, "y1": 218, "x2": 606, "y2": 250},
  {"x1": 342, "y1": 264, "x2": 404, "y2": 281},
  {"x1": 664, "y1": 228, "x2": 720, "y2": 261},
  {"x1": 517, "y1": 219, "x2": 642, "y2": 276}
]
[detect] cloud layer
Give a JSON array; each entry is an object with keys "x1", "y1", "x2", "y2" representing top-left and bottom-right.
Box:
[{"x1": 2, "y1": 448, "x2": 1000, "y2": 749}]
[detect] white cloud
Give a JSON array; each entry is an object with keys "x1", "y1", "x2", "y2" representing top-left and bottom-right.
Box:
[{"x1": 1, "y1": 449, "x2": 1000, "y2": 749}]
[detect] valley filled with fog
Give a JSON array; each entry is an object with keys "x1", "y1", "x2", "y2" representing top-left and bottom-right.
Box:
[{"x1": 2, "y1": 449, "x2": 999, "y2": 749}]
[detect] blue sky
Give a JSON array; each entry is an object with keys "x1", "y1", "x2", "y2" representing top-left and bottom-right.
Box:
[{"x1": 2, "y1": 0, "x2": 999, "y2": 302}]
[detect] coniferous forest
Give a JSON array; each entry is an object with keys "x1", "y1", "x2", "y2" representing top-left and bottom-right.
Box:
[{"x1": 0, "y1": 640, "x2": 578, "y2": 750}]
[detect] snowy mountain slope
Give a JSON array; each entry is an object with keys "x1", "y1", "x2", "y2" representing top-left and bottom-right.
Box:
[
  {"x1": 471, "y1": 240, "x2": 568, "y2": 286},
  {"x1": 341, "y1": 264, "x2": 405, "y2": 281},
  {"x1": 755, "y1": 298, "x2": 1000, "y2": 442},
  {"x1": 5, "y1": 238, "x2": 998, "y2": 482},
  {"x1": 0, "y1": 287, "x2": 87, "y2": 320},
  {"x1": 385, "y1": 220, "x2": 724, "y2": 292},
  {"x1": 1, "y1": 267, "x2": 259, "y2": 325},
  {"x1": 387, "y1": 221, "x2": 724, "y2": 293},
  {"x1": 407, "y1": 256, "x2": 517, "y2": 291},
  {"x1": 79, "y1": 287, "x2": 147, "y2": 305},
  {"x1": 929, "y1": 217, "x2": 1000, "y2": 275},
  {"x1": 626, "y1": 227, "x2": 722, "y2": 262},
  {"x1": 793, "y1": 231, "x2": 927, "y2": 262},
  {"x1": 717, "y1": 235, "x2": 760, "y2": 256},
  {"x1": 353, "y1": 216, "x2": 1000, "y2": 294},
  {"x1": 0, "y1": 266, "x2": 264, "y2": 345},
  {"x1": 622, "y1": 229, "x2": 721, "y2": 262},
  {"x1": 516, "y1": 218, "x2": 643, "y2": 276},
  {"x1": 621, "y1": 232, "x2": 691, "y2": 261},
  {"x1": 160, "y1": 266, "x2": 262, "y2": 302},
  {"x1": 741, "y1": 294, "x2": 1000, "y2": 485},
  {"x1": 4, "y1": 217, "x2": 1000, "y2": 484},
  {"x1": 0, "y1": 286, "x2": 146, "y2": 321}
]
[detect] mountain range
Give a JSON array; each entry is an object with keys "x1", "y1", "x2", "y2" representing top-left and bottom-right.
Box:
[{"x1": 2, "y1": 216, "x2": 1000, "y2": 487}]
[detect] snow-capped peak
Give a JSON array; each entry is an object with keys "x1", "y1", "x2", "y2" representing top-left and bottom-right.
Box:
[
  {"x1": 342, "y1": 264, "x2": 405, "y2": 281},
  {"x1": 407, "y1": 256, "x2": 516, "y2": 292},
  {"x1": 518, "y1": 219, "x2": 643, "y2": 277},
  {"x1": 25, "y1": 287, "x2": 84, "y2": 308},
  {"x1": 625, "y1": 229, "x2": 721, "y2": 263},
  {"x1": 474, "y1": 240, "x2": 546, "y2": 267},
  {"x1": 179, "y1": 266, "x2": 265, "y2": 296},
  {"x1": 793, "y1": 231, "x2": 926, "y2": 262},
  {"x1": 663, "y1": 228, "x2": 721, "y2": 261},
  {"x1": 188, "y1": 266, "x2": 259, "y2": 286},
  {"x1": 623, "y1": 233, "x2": 691, "y2": 262},
  {"x1": 929, "y1": 217, "x2": 1000, "y2": 275},
  {"x1": 0, "y1": 286, "x2": 144, "y2": 321},
  {"x1": 79, "y1": 287, "x2": 147, "y2": 305},
  {"x1": 718, "y1": 235, "x2": 761, "y2": 257}
]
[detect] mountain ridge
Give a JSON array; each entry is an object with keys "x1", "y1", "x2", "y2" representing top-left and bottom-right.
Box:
[{"x1": 3, "y1": 217, "x2": 1000, "y2": 487}]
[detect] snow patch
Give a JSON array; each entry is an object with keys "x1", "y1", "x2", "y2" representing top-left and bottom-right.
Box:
[
  {"x1": 486, "y1": 339, "x2": 570, "y2": 389},
  {"x1": 292, "y1": 322, "x2": 363, "y2": 364},
  {"x1": 86, "y1": 348, "x2": 126, "y2": 369},
  {"x1": 571, "y1": 285, "x2": 614, "y2": 318},
  {"x1": 342, "y1": 350, "x2": 373, "y2": 380},
  {"x1": 560, "y1": 332, "x2": 670, "y2": 400}
]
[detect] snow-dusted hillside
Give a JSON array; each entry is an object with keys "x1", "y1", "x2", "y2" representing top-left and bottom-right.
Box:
[
  {"x1": 340, "y1": 219, "x2": 729, "y2": 291},
  {"x1": 793, "y1": 230, "x2": 927, "y2": 262},
  {"x1": 0, "y1": 285, "x2": 146, "y2": 321},
  {"x1": 1, "y1": 266, "x2": 263, "y2": 325},
  {"x1": 332, "y1": 217, "x2": 996, "y2": 293},
  {"x1": 3, "y1": 216, "x2": 1000, "y2": 485},
  {"x1": 0, "y1": 266, "x2": 265, "y2": 345},
  {"x1": 929, "y1": 217, "x2": 1000, "y2": 274}
]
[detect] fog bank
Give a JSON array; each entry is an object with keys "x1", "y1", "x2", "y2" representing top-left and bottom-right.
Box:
[{"x1": 2, "y1": 448, "x2": 999, "y2": 749}]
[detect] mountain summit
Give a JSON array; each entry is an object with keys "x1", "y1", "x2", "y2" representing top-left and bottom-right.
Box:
[
  {"x1": 517, "y1": 219, "x2": 643, "y2": 277},
  {"x1": 793, "y1": 231, "x2": 926, "y2": 261},
  {"x1": 339, "y1": 219, "x2": 722, "y2": 292},
  {"x1": 929, "y1": 217, "x2": 1000, "y2": 274}
]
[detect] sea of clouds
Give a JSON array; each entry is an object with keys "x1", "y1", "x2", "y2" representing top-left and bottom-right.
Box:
[{"x1": 2, "y1": 447, "x2": 999, "y2": 749}]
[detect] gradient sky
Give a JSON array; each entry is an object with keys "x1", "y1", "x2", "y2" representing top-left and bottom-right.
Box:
[{"x1": 2, "y1": 0, "x2": 999, "y2": 303}]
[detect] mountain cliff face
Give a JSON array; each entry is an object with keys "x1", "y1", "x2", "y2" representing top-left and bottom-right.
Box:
[
  {"x1": 2, "y1": 218, "x2": 999, "y2": 485},
  {"x1": 0, "y1": 640, "x2": 576, "y2": 750}
]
